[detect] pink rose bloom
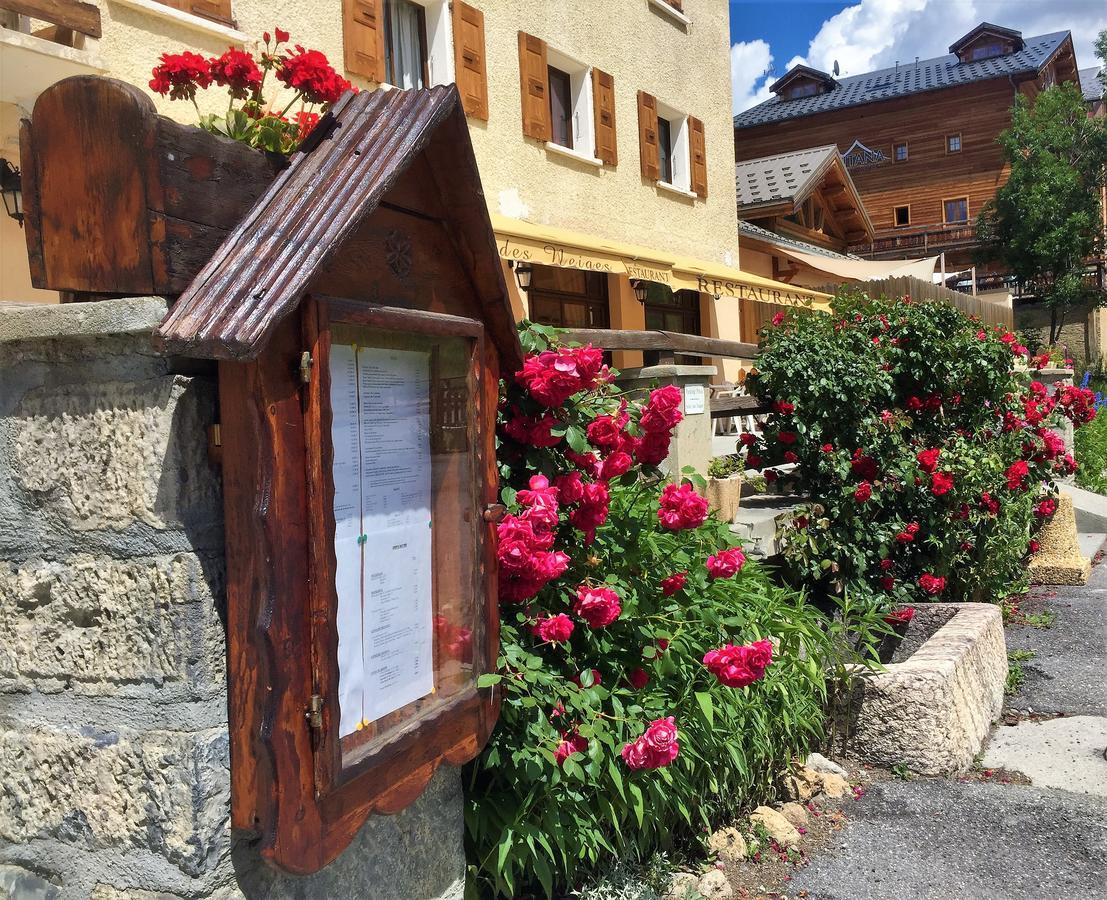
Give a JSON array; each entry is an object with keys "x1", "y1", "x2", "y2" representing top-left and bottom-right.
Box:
[
  {"x1": 531, "y1": 613, "x2": 574, "y2": 643},
  {"x1": 634, "y1": 431, "x2": 671, "y2": 466},
  {"x1": 586, "y1": 415, "x2": 622, "y2": 450},
  {"x1": 918, "y1": 573, "x2": 946, "y2": 595},
  {"x1": 658, "y1": 482, "x2": 710, "y2": 530},
  {"x1": 930, "y1": 471, "x2": 955, "y2": 496},
  {"x1": 622, "y1": 717, "x2": 680, "y2": 770},
  {"x1": 916, "y1": 448, "x2": 941, "y2": 473},
  {"x1": 554, "y1": 471, "x2": 584, "y2": 504},
  {"x1": 1005, "y1": 460, "x2": 1029, "y2": 491},
  {"x1": 554, "y1": 731, "x2": 588, "y2": 766},
  {"x1": 702, "y1": 640, "x2": 772, "y2": 688},
  {"x1": 598, "y1": 450, "x2": 633, "y2": 482},
  {"x1": 573, "y1": 585, "x2": 622, "y2": 628},
  {"x1": 706, "y1": 547, "x2": 746, "y2": 579},
  {"x1": 660, "y1": 571, "x2": 687, "y2": 596}
]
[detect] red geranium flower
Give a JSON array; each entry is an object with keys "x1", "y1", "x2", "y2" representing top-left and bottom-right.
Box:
[
  {"x1": 277, "y1": 45, "x2": 353, "y2": 104},
  {"x1": 149, "y1": 51, "x2": 213, "y2": 101},
  {"x1": 209, "y1": 48, "x2": 262, "y2": 98}
]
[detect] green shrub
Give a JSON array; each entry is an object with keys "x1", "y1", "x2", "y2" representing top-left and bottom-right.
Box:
[
  {"x1": 707, "y1": 454, "x2": 743, "y2": 479},
  {"x1": 746, "y1": 291, "x2": 1090, "y2": 607},
  {"x1": 1075, "y1": 374, "x2": 1107, "y2": 495},
  {"x1": 464, "y1": 324, "x2": 880, "y2": 898}
]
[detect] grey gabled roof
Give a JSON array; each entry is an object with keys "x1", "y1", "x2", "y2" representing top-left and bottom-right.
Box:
[
  {"x1": 1080, "y1": 66, "x2": 1103, "y2": 102},
  {"x1": 734, "y1": 30, "x2": 1070, "y2": 130},
  {"x1": 734, "y1": 145, "x2": 839, "y2": 208},
  {"x1": 738, "y1": 220, "x2": 861, "y2": 261}
]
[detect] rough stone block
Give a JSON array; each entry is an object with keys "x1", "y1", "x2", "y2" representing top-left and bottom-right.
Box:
[
  {"x1": 0, "y1": 727, "x2": 229, "y2": 878},
  {"x1": 10, "y1": 375, "x2": 219, "y2": 534},
  {"x1": 1029, "y1": 493, "x2": 1091, "y2": 585},
  {"x1": 845, "y1": 603, "x2": 1007, "y2": 775},
  {"x1": 0, "y1": 553, "x2": 224, "y2": 696}
]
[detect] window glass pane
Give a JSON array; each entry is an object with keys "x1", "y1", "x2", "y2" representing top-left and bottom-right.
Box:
[
  {"x1": 894, "y1": 206, "x2": 910, "y2": 226},
  {"x1": 548, "y1": 66, "x2": 573, "y2": 148},
  {"x1": 944, "y1": 199, "x2": 968, "y2": 223},
  {"x1": 384, "y1": 0, "x2": 426, "y2": 90},
  {"x1": 894, "y1": 143, "x2": 908, "y2": 161},
  {"x1": 947, "y1": 134, "x2": 961, "y2": 152},
  {"x1": 528, "y1": 265, "x2": 610, "y2": 328},
  {"x1": 326, "y1": 325, "x2": 482, "y2": 770},
  {"x1": 658, "y1": 117, "x2": 674, "y2": 183}
]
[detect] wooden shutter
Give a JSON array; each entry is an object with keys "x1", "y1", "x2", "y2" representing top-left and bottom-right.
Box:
[
  {"x1": 452, "y1": 1, "x2": 489, "y2": 120},
  {"x1": 343, "y1": 0, "x2": 386, "y2": 83},
  {"x1": 157, "y1": 0, "x2": 234, "y2": 26},
  {"x1": 518, "y1": 32, "x2": 551, "y2": 141},
  {"x1": 689, "y1": 116, "x2": 708, "y2": 198},
  {"x1": 637, "y1": 91, "x2": 660, "y2": 181},
  {"x1": 592, "y1": 69, "x2": 617, "y2": 166}
]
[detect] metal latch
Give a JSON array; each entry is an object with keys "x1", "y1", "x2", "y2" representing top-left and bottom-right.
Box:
[
  {"x1": 299, "y1": 351, "x2": 313, "y2": 385},
  {"x1": 306, "y1": 694, "x2": 324, "y2": 730}
]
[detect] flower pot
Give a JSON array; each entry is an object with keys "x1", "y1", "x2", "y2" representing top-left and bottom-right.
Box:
[{"x1": 706, "y1": 474, "x2": 743, "y2": 524}]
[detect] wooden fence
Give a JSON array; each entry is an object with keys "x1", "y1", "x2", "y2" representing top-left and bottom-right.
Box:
[{"x1": 818, "y1": 275, "x2": 1013, "y2": 328}]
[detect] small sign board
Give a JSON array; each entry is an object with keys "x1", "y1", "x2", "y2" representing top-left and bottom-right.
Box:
[{"x1": 684, "y1": 384, "x2": 705, "y2": 415}]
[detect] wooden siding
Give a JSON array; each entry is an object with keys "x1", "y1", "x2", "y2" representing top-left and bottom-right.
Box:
[{"x1": 735, "y1": 77, "x2": 1029, "y2": 250}]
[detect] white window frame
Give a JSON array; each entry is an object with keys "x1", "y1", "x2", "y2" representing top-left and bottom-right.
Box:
[
  {"x1": 544, "y1": 46, "x2": 601, "y2": 165},
  {"x1": 380, "y1": 0, "x2": 454, "y2": 91},
  {"x1": 655, "y1": 98, "x2": 692, "y2": 195},
  {"x1": 108, "y1": 0, "x2": 248, "y2": 44}
]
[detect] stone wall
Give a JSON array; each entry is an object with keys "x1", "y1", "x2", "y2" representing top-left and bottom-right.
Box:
[{"x1": 0, "y1": 299, "x2": 465, "y2": 899}]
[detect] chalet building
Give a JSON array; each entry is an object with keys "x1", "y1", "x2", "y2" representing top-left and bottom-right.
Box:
[
  {"x1": 733, "y1": 22, "x2": 1083, "y2": 281},
  {"x1": 0, "y1": 0, "x2": 825, "y2": 369}
]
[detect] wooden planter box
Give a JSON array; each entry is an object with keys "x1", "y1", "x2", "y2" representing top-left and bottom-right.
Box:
[
  {"x1": 706, "y1": 474, "x2": 743, "y2": 524},
  {"x1": 20, "y1": 76, "x2": 284, "y2": 298}
]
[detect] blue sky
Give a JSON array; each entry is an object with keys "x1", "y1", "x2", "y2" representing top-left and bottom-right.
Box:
[{"x1": 729, "y1": 0, "x2": 1107, "y2": 114}]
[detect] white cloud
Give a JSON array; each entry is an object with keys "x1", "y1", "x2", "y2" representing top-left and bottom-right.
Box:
[
  {"x1": 792, "y1": 0, "x2": 1106, "y2": 80},
  {"x1": 734, "y1": 0, "x2": 1107, "y2": 116},
  {"x1": 730, "y1": 38, "x2": 775, "y2": 113}
]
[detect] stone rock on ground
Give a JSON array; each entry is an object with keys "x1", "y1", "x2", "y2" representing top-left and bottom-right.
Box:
[
  {"x1": 749, "y1": 805, "x2": 801, "y2": 848},
  {"x1": 983, "y1": 715, "x2": 1107, "y2": 796},
  {"x1": 805, "y1": 752, "x2": 849, "y2": 777},
  {"x1": 707, "y1": 826, "x2": 747, "y2": 860},
  {"x1": 782, "y1": 766, "x2": 820, "y2": 801},
  {"x1": 779, "y1": 801, "x2": 809, "y2": 828},
  {"x1": 695, "y1": 869, "x2": 733, "y2": 899},
  {"x1": 664, "y1": 871, "x2": 699, "y2": 900},
  {"x1": 817, "y1": 772, "x2": 850, "y2": 798},
  {"x1": 785, "y1": 779, "x2": 1107, "y2": 900}
]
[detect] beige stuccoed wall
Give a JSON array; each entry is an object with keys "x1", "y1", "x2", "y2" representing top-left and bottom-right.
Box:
[{"x1": 1, "y1": 0, "x2": 739, "y2": 303}]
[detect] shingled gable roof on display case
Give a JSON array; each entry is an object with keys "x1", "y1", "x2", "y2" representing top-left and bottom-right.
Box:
[
  {"x1": 734, "y1": 29, "x2": 1072, "y2": 130},
  {"x1": 154, "y1": 84, "x2": 522, "y2": 369}
]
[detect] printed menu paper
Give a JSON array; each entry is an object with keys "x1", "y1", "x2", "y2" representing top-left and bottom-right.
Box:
[{"x1": 329, "y1": 343, "x2": 434, "y2": 738}]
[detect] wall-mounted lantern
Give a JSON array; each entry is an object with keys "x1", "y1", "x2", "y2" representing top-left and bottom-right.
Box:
[
  {"x1": 631, "y1": 278, "x2": 650, "y2": 304},
  {"x1": 0, "y1": 158, "x2": 22, "y2": 227},
  {"x1": 512, "y1": 260, "x2": 534, "y2": 293}
]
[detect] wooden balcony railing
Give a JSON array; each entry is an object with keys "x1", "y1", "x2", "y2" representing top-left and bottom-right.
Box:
[
  {"x1": 850, "y1": 224, "x2": 978, "y2": 257},
  {"x1": 2, "y1": 0, "x2": 102, "y2": 45}
]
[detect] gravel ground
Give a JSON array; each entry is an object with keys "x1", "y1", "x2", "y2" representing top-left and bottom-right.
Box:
[
  {"x1": 783, "y1": 778, "x2": 1107, "y2": 899},
  {"x1": 1005, "y1": 584, "x2": 1107, "y2": 717}
]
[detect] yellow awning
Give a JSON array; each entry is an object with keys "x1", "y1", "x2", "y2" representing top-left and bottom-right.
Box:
[{"x1": 491, "y1": 214, "x2": 832, "y2": 311}]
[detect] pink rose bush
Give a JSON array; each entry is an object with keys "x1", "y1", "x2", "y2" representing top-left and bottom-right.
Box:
[
  {"x1": 468, "y1": 324, "x2": 840, "y2": 897},
  {"x1": 748, "y1": 291, "x2": 1088, "y2": 611}
]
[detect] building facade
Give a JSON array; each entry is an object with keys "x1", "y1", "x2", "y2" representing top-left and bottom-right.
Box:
[
  {"x1": 733, "y1": 23, "x2": 1083, "y2": 280},
  {"x1": 1, "y1": 0, "x2": 826, "y2": 367}
]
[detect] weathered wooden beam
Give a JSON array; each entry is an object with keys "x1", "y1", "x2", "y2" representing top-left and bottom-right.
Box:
[
  {"x1": 710, "y1": 395, "x2": 772, "y2": 416},
  {"x1": 5, "y1": 0, "x2": 101, "y2": 37},
  {"x1": 559, "y1": 328, "x2": 759, "y2": 360}
]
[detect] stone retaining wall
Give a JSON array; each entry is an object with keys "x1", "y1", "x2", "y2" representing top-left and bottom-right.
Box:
[{"x1": 0, "y1": 299, "x2": 464, "y2": 899}]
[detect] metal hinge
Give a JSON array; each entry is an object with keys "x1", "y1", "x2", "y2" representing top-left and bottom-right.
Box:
[
  {"x1": 306, "y1": 694, "x2": 324, "y2": 730},
  {"x1": 299, "y1": 351, "x2": 313, "y2": 385}
]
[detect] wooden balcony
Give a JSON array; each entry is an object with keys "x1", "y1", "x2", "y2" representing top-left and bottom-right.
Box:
[
  {"x1": 849, "y1": 224, "x2": 979, "y2": 259},
  {"x1": 1, "y1": 0, "x2": 104, "y2": 109}
]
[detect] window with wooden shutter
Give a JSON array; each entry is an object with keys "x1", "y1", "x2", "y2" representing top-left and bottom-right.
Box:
[
  {"x1": 344, "y1": 0, "x2": 387, "y2": 83},
  {"x1": 689, "y1": 116, "x2": 707, "y2": 199},
  {"x1": 637, "y1": 91, "x2": 660, "y2": 181},
  {"x1": 452, "y1": 1, "x2": 488, "y2": 120},
  {"x1": 518, "y1": 32, "x2": 551, "y2": 142},
  {"x1": 592, "y1": 69, "x2": 617, "y2": 166},
  {"x1": 156, "y1": 0, "x2": 234, "y2": 26}
]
